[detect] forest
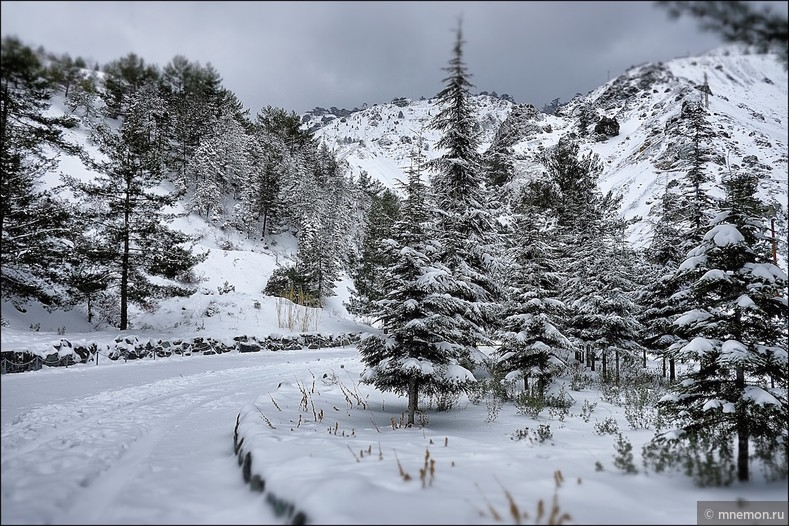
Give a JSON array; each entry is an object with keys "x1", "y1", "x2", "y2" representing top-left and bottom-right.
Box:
[{"x1": 1, "y1": 15, "x2": 787, "y2": 489}]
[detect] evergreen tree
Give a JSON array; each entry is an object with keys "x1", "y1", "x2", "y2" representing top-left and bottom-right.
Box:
[
  {"x1": 639, "y1": 179, "x2": 686, "y2": 380},
  {"x1": 427, "y1": 19, "x2": 502, "y2": 356},
  {"x1": 494, "y1": 182, "x2": 573, "y2": 397},
  {"x1": 46, "y1": 52, "x2": 82, "y2": 98},
  {"x1": 347, "y1": 185, "x2": 401, "y2": 318},
  {"x1": 65, "y1": 83, "x2": 205, "y2": 330},
  {"x1": 566, "y1": 226, "x2": 645, "y2": 385},
  {"x1": 159, "y1": 56, "x2": 225, "y2": 189},
  {"x1": 235, "y1": 130, "x2": 283, "y2": 239},
  {"x1": 646, "y1": 171, "x2": 788, "y2": 485},
  {"x1": 358, "y1": 161, "x2": 476, "y2": 425},
  {"x1": 544, "y1": 136, "x2": 644, "y2": 380},
  {"x1": 187, "y1": 101, "x2": 250, "y2": 218},
  {"x1": 100, "y1": 52, "x2": 159, "y2": 119},
  {"x1": 640, "y1": 97, "x2": 717, "y2": 381},
  {"x1": 1, "y1": 36, "x2": 80, "y2": 307},
  {"x1": 65, "y1": 71, "x2": 103, "y2": 127}
]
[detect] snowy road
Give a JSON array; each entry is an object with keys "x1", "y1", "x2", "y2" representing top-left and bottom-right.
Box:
[{"x1": 1, "y1": 348, "x2": 357, "y2": 524}]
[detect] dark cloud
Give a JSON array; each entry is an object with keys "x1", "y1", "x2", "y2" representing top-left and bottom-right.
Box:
[{"x1": 1, "y1": 1, "x2": 785, "y2": 114}]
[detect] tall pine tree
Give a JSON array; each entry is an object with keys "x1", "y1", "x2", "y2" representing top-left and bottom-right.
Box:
[
  {"x1": 1, "y1": 36, "x2": 80, "y2": 308},
  {"x1": 358, "y1": 160, "x2": 475, "y2": 425},
  {"x1": 65, "y1": 82, "x2": 205, "y2": 329},
  {"x1": 427, "y1": 18, "x2": 502, "y2": 357},
  {"x1": 646, "y1": 171, "x2": 788, "y2": 485}
]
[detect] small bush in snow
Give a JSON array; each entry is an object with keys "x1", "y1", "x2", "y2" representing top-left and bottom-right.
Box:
[{"x1": 594, "y1": 417, "x2": 619, "y2": 435}]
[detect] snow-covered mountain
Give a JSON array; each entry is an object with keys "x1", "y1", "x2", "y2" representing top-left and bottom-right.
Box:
[
  {"x1": 311, "y1": 45, "x2": 788, "y2": 256},
  {"x1": 303, "y1": 93, "x2": 514, "y2": 188}
]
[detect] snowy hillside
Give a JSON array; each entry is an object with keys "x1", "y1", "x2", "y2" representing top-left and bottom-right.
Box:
[
  {"x1": 2, "y1": 44, "x2": 786, "y2": 340},
  {"x1": 308, "y1": 94, "x2": 514, "y2": 188},
  {"x1": 312, "y1": 45, "x2": 788, "y2": 257},
  {"x1": 0, "y1": 93, "x2": 369, "y2": 340}
]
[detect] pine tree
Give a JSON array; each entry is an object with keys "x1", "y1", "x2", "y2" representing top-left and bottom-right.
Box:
[
  {"x1": 493, "y1": 182, "x2": 573, "y2": 397},
  {"x1": 159, "y1": 56, "x2": 225, "y2": 189},
  {"x1": 1, "y1": 36, "x2": 80, "y2": 308},
  {"x1": 646, "y1": 171, "x2": 788, "y2": 485},
  {"x1": 347, "y1": 185, "x2": 401, "y2": 318},
  {"x1": 358, "y1": 161, "x2": 475, "y2": 425},
  {"x1": 65, "y1": 82, "x2": 205, "y2": 330},
  {"x1": 640, "y1": 97, "x2": 717, "y2": 381},
  {"x1": 187, "y1": 102, "x2": 250, "y2": 219},
  {"x1": 100, "y1": 52, "x2": 160, "y2": 119},
  {"x1": 566, "y1": 228, "x2": 645, "y2": 385},
  {"x1": 639, "y1": 180, "x2": 686, "y2": 380},
  {"x1": 427, "y1": 19, "x2": 502, "y2": 356},
  {"x1": 543, "y1": 136, "x2": 644, "y2": 381},
  {"x1": 235, "y1": 130, "x2": 283, "y2": 239}
]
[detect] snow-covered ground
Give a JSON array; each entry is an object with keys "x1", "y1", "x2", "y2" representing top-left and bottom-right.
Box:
[{"x1": 2, "y1": 343, "x2": 787, "y2": 525}]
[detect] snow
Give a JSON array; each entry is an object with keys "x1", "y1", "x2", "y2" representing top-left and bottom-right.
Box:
[
  {"x1": 673, "y1": 309, "x2": 712, "y2": 327},
  {"x1": 736, "y1": 294, "x2": 756, "y2": 309},
  {"x1": 743, "y1": 386, "x2": 781, "y2": 407},
  {"x1": 704, "y1": 224, "x2": 745, "y2": 247},
  {"x1": 699, "y1": 269, "x2": 729, "y2": 282},
  {"x1": 677, "y1": 336, "x2": 716, "y2": 359},
  {"x1": 743, "y1": 262, "x2": 788, "y2": 283},
  {"x1": 4, "y1": 343, "x2": 787, "y2": 525}
]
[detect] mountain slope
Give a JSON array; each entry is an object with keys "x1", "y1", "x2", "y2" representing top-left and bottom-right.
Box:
[{"x1": 313, "y1": 45, "x2": 788, "y2": 259}]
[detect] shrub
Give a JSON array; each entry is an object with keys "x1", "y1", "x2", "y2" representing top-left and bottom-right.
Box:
[
  {"x1": 580, "y1": 399, "x2": 597, "y2": 423},
  {"x1": 613, "y1": 432, "x2": 638, "y2": 474},
  {"x1": 514, "y1": 389, "x2": 546, "y2": 419},
  {"x1": 594, "y1": 417, "x2": 619, "y2": 435}
]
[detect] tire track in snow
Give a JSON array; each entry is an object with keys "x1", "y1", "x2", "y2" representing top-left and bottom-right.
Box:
[{"x1": 1, "y1": 350, "x2": 355, "y2": 524}]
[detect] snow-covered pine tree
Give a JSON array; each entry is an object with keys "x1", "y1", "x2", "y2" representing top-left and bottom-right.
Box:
[
  {"x1": 159, "y1": 56, "x2": 223, "y2": 191},
  {"x1": 235, "y1": 130, "x2": 283, "y2": 239},
  {"x1": 645, "y1": 170, "x2": 788, "y2": 485},
  {"x1": 358, "y1": 157, "x2": 476, "y2": 425},
  {"x1": 427, "y1": 19, "x2": 502, "y2": 355},
  {"x1": 640, "y1": 97, "x2": 717, "y2": 381},
  {"x1": 347, "y1": 184, "x2": 401, "y2": 318},
  {"x1": 544, "y1": 136, "x2": 644, "y2": 383},
  {"x1": 188, "y1": 101, "x2": 250, "y2": 219},
  {"x1": 188, "y1": 139, "x2": 222, "y2": 219},
  {"x1": 639, "y1": 179, "x2": 686, "y2": 380},
  {"x1": 566, "y1": 224, "x2": 645, "y2": 386},
  {"x1": 236, "y1": 106, "x2": 310, "y2": 239},
  {"x1": 493, "y1": 181, "x2": 573, "y2": 398},
  {"x1": 1, "y1": 36, "x2": 80, "y2": 308},
  {"x1": 65, "y1": 82, "x2": 205, "y2": 330},
  {"x1": 100, "y1": 52, "x2": 160, "y2": 120}
]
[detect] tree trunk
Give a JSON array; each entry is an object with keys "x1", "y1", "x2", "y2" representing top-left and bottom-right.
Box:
[
  {"x1": 615, "y1": 349, "x2": 620, "y2": 386},
  {"x1": 407, "y1": 377, "x2": 418, "y2": 426},
  {"x1": 662, "y1": 356, "x2": 666, "y2": 378},
  {"x1": 669, "y1": 358, "x2": 676, "y2": 383},
  {"x1": 736, "y1": 366, "x2": 749, "y2": 481},
  {"x1": 120, "y1": 184, "x2": 131, "y2": 331},
  {"x1": 602, "y1": 351, "x2": 607, "y2": 381}
]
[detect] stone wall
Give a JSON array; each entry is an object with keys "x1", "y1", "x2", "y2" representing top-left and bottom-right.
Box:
[{"x1": 0, "y1": 332, "x2": 362, "y2": 374}]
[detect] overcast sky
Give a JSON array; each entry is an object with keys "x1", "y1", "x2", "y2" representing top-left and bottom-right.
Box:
[{"x1": 2, "y1": 1, "x2": 787, "y2": 115}]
